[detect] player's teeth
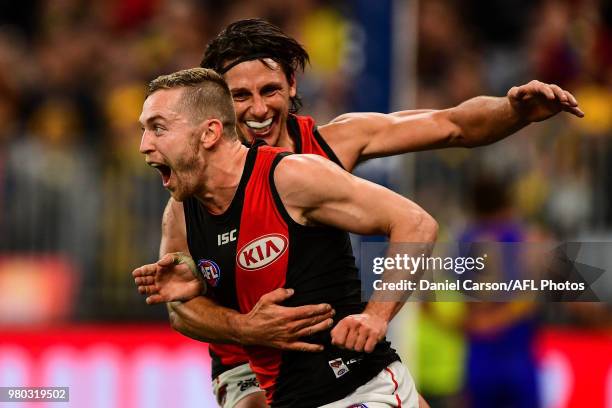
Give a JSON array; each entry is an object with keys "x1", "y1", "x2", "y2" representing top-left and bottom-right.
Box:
[{"x1": 246, "y1": 118, "x2": 273, "y2": 129}]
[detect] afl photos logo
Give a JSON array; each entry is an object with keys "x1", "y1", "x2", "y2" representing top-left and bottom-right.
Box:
[
  {"x1": 197, "y1": 259, "x2": 221, "y2": 287},
  {"x1": 237, "y1": 234, "x2": 288, "y2": 270}
]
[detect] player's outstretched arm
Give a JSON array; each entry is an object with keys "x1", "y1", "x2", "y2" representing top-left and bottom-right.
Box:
[
  {"x1": 274, "y1": 154, "x2": 438, "y2": 353},
  {"x1": 319, "y1": 80, "x2": 584, "y2": 171},
  {"x1": 145, "y1": 198, "x2": 335, "y2": 350}
]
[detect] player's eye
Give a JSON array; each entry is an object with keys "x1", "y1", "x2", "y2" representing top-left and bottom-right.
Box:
[
  {"x1": 262, "y1": 86, "x2": 280, "y2": 96},
  {"x1": 232, "y1": 92, "x2": 249, "y2": 101},
  {"x1": 153, "y1": 125, "x2": 165, "y2": 135}
]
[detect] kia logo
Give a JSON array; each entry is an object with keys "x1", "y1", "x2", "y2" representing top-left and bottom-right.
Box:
[{"x1": 236, "y1": 234, "x2": 288, "y2": 270}]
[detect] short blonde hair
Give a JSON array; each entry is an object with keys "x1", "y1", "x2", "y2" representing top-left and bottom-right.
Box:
[{"x1": 147, "y1": 68, "x2": 236, "y2": 137}]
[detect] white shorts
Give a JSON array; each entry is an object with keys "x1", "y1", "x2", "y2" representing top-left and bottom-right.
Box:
[
  {"x1": 319, "y1": 361, "x2": 419, "y2": 408},
  {"x1": 212, "y1": 363, "x2": 264, "y2": 408}
]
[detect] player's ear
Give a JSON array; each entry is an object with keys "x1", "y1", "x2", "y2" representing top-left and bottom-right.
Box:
[
  {"x1": 201, "y1": 118, "x2": 224, "y2": 149},
  {"x1": 288, "y1": 73, "x2": 297, "y2": 98}
]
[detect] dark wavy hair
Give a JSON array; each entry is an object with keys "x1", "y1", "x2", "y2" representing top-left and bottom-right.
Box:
[{"x1": 200, "y1": 19, "x2": 309, "y2": 113}]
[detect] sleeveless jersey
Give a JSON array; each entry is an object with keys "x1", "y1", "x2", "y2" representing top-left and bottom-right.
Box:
[
  {"x1": 204, "y1": 114, "x2": 344, "y2": 380},
  {"x1": 287, "y1": 114, "x2": 344, "y2": 168},
  {"x1": 183, "y1": 143, "x2": 399, "y2": 407}
]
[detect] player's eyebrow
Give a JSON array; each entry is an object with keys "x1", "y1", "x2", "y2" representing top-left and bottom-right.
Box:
[
  {"x1": 230, "y1": 86, "x2": 252, "y2": 94},
  {"x1": 230, "y1": 81, "x2": 284, "y2": 95},
  {"x1": 139, "y1": 114, "x2": 166, "y2": 126}
]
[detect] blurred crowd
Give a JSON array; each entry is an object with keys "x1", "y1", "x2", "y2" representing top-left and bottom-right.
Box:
[
  {"x1": 0, "y1": 0, "x2": 360, "y2": 320},
  {"x1": 412, "y1": 2, "x2": 611, "y2": 406},
  {"x1": 415, "y1": 0, "x2": 612, "y2": 239}
]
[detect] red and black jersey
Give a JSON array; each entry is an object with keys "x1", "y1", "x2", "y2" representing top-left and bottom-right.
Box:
[
  {"x1": 183, "y1": 142, "x2": 399, "y2": 407},
  {"x1": 287, "y1": 114, "x2": 345, "y2": 168},
  {"x1": 203, "y1": 114, "x2": 346, "y2": 380}
]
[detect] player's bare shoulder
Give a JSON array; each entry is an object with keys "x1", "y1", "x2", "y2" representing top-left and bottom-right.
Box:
[
  {"x1": 274, "y1": 153, "x2": 342, "y2": 191},
  {"x1": 273, "y1": 154, "x2": 352, "y2": 216}
]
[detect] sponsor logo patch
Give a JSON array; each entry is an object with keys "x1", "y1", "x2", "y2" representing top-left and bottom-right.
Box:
[
  {"x1": 197, "y1": 259, "x2": 221, "y2": 287},
  {"x1": 237, "y1": 376, "x2": 259, "y2": 392},
  {"x1": 236, "y1": 234, "x2": 288, "y2": 270},
  {"x1": 328, "y1": 358, "x2": 350, "y2": 378}
]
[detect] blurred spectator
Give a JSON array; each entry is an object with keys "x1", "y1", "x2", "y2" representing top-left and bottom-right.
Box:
[
  {"x1": 416, "y1": 302, "x2": 467, "y2": 408},
  {"x1": 459, "y1": 176, "x2": 541, "y2": 408},
  {"x1": 2, "y1": 96, "x2": 100, "y2": 318}
]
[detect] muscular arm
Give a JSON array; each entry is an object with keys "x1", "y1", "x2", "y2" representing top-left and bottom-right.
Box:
[
  {"x1": 275, "y1": 155, "x2": 438, "y2": 351},
  {"x1": 320, "y1": 81, "x2": 584, "y2": 171},
  {"x1": 139, "y1": 198, "x2": 334, "y2": 350},
  {"x1": 159, "y1": 198, "x2": 243, "y2": 344},
  {"x1": 159, "y1": 197, "x2": 188, "y2": 256}
]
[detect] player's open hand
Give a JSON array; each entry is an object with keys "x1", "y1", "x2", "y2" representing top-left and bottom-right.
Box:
[
  {"x1": 330, "y1": 313, "x2": 387, "y2": 353},
  {"x1": 239, "y1": 288, "x2": 335, "y2": 352},
  {"x1": 507, "y1": 80, "x2": 584, "y2": 122},
  {"x1": 132, "y1": 252, "x2": 204, "y2": 304}
]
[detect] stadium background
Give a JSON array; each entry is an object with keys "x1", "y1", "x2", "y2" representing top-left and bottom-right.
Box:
[{"x1": 0, "y1": 0, "x2": 610, "y2": 407}]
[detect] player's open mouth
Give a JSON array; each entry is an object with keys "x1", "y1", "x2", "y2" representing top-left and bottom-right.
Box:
[
  {"x1": 149, "y1": 162, "x2": 172, "y2": 187},
  {"x1": 245, "y1": 117, "x2": 274, "y2": 136}
]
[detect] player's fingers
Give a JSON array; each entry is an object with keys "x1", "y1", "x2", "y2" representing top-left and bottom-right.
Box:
[
  {"x1": 260, "y1": 287, "x2": 296, "y2": 305},
  {"x1": 516, "y1": 83, "x2": 533, "y2": 99},
  {"x1": 353, "y1": 331, "x2": 369, "y2": 353},
  {"x1": 550, "y1": 84, "x2": 568, "y2": 102},
  {"x1": 157, "y1": 253, "x2": 176, "y2": 267},
  {"x1": 561, "y1": 89, "x2": 578, "y2": 106},
  {"x1": 562, "y1": 105, "x2": 585, "y2": 118},
  {"x1": 135, "y1": 276, "x2": 154, "y2": 286},
  {"x1": 563, "y1": 90, "x2": 578, "y2": 106},
  {"x1": 330, "y1": 322, "x2": 348, "y2": 347},
  {"x1": 541, "y1": 84, "x2": 556, "y2": 100},
  {"x1": 507, "y1": 86, "x2": 520, "y2": 100},
  {"x1": 136, "y1": 268, "x2": 155, "y2": 278},
  {"x1": 294, "y1": 318, "x2": 334, "y2": 338},
  {"x1": 281, "y1": 341, "x2": 324, "y2": 352},
  {"x1": 281, "y1": 303, "x2": 333, "y2": 321},
  {"x1": 143, "y1": 285, "x2": 157, "y2": 295},
  {"x1": 132, "y1": 265, "x2": 154, "y2": 277},
  {"x1": 343, "y1": 328, "x2": 359, "y2": 350},
  {"x1": 145, "y1": 294, "x2": 164, "y2": 305},
  {"x1": 291, "y1": 309, "x2": 335, "y2": 332},
  {"x1": 364, "y1": 335, "x2": 379, "y2": 353}
]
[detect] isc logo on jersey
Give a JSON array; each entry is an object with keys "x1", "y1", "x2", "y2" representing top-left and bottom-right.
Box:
[
  {"x1": 236, "y1": 234, "x2": 288, "y2": 270},
  {"x1": 197, "y1": 259, "x2": 221, "y2": 287}
]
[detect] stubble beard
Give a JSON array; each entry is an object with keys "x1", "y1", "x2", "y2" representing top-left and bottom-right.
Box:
[{"x1": 171, "y1": 136, "x2": 204, "y2": 201}]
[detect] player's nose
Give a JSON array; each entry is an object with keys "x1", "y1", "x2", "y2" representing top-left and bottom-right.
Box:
[
  {"x1": 250, "y1": 95, "x2": 268, "y2": 117},
  {"x1": 139, "y1": 131, "x2": 155, "y2": 154}
]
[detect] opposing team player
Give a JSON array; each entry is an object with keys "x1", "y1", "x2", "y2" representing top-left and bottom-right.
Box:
[
  {"x1": 134, "y1": 19, "x2": 583, "y2": 408},
  {"x1": 138, "y1": 67, "x2": 437, "y2": 407}
]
